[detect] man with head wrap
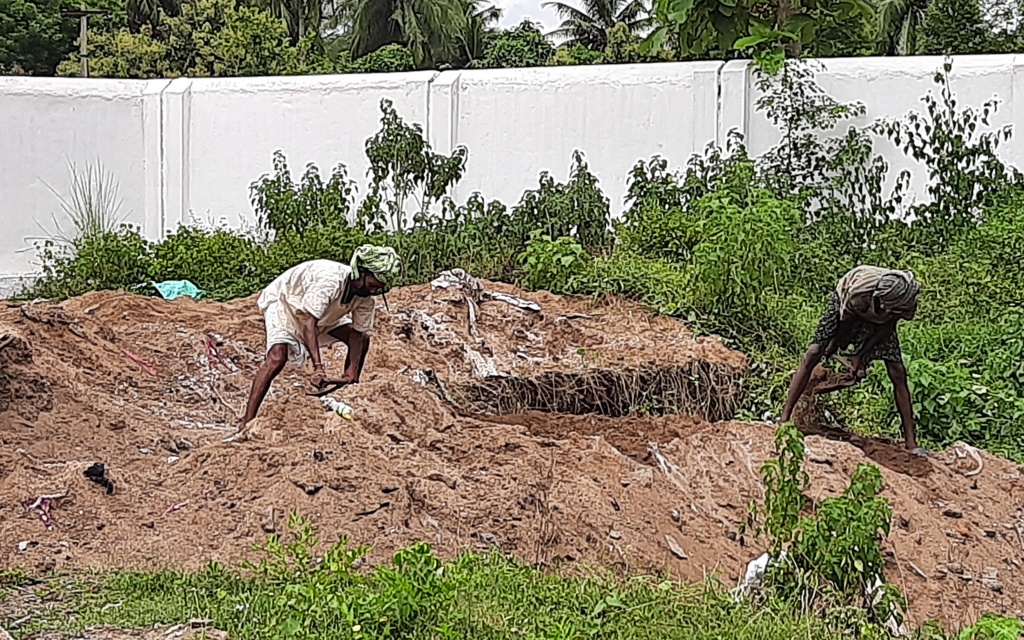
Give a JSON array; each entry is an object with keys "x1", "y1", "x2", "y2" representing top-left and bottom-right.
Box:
[
  {"x1": 228, "y1": 245, "x2": 401, "y2": 438},
  {"x1": 780, "y1": 265, "x2": 925, "y2": 456}
]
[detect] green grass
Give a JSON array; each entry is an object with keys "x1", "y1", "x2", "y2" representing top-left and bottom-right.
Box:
[
  {"x1": 0, "y1": 556, "x2": 879, "y2": 640},
  {"x1": 3, "y1": 491, "x2": 1020, "y2": 640}
]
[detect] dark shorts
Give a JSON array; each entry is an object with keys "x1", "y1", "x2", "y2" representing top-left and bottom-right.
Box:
[{"x1": 811, "y1": 292, "x2": 903, "y2": 364}]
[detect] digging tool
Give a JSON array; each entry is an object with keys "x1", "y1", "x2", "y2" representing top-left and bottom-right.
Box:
[
  {"x1": 809, "y1": 367, "x2": 859, "y2": 395},
  {"x1": 808, "y1": 356, "x2": 868, "y2": 396},
  {"x1": 305, "y1": 377, "x2": 351, "y2": 397}
]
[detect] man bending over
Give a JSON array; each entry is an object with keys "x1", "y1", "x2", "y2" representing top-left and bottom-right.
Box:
[
  {"x1": 780, "y1": 265, "x2": 925, "y2": 456},
  {"x1": 229, "y1": 245, "x2": 401, "y2": 439}
]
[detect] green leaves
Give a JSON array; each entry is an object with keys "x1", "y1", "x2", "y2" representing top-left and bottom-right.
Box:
[
  {"x1": 0, "y1": 0, "x2": 92, "y2": 74},
  {"x1": 349, "y1": 0, "x2": 467, "y2": 69},
  {"x1": 57, "y1": 0, "x2": 338, "y2": 78},
  {"x1": 519, "y1": 231, "x2": 591, "y2": 293},
  {"x1": 250, "y1": 150, "x2": 357, "y2": 238},
  {"x1": 665, "y1": 0, "x2": 696, "y2": 22},
  {"x1": 360, "y1": 98, "x2": 468, "y2": 234},
  {"x1": 477, "y1": 19, "x2": 553, "y2": 68},
  {"x1": 647, "y1": 0, "x2": 874, "y2": 59},
  {"x1": 745, "y1": 427, "x2": 905, "y2": 633},
  {"x1": 958, "y1": 613, "x2": 1024, "y2": 640}
]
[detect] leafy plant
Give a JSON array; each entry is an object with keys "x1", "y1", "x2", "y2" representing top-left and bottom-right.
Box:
[
  {"x1": 359, "y1": 98, "x2": 468, "y2": 233},
  {"x1": 643, "y1": 0, "x2": 873, "y2": 60},
  {"x1": 509, "y1": 150, "x2": 612, "y2": 250},
  {"x1": 519, "y1": 231, "x2": 590, "y2": 293},
  {"x1": 743, "y1": 425, "x2": 905, "y2": 632},
  {"x1": 347, "y1": 43, "x2": 416, "y2": 72},
  {"x1": 250, "y1": 150, "x2": 357, "y2": 238},
  {"x1": 477, "y1": 19, "x2": 554, "y2": 68},
  {"x1": 0, "y1": 0, "x2": 93, "y2": 75},
  {"x1": 348, "y1": 0, "x2": 468, "y2": 69},
  {"x1": 57, "y1": 0, "x2": 337, "y2": 78},
  {"x1": 873, "y1": 58, "x2": 1022, "y2": 249},
  {"x1": 28, "y1": 225, "x2": 153, "y2": 300},
  {"x1": 745, "y1": 422, "x2": 809, "y2": 552},
  {"x1": 957, "y1": 613, "x2": 1024, "y2": 640}
]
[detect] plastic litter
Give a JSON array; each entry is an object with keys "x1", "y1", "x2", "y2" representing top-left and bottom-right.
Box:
[
  {"x1": 151, "y1": 280, "x2": 204, "y2": 301},
  {"x1": 84, "y1": 462, "x2": 115, "y2": 494},
  {"x1": 321, "y1": 396, "x2": 354, "y2": 419}
]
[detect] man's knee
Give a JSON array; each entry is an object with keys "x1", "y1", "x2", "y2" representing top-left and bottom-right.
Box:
[
  {"x1": 329, "y1": 324, "x2": 353, "y2": 342},
  {"x1": 265, "y1": 344, "x2": 289, "y2": 370},
  {"x1": 803, "y1": 343, "x2": 825, "y2": 364}
]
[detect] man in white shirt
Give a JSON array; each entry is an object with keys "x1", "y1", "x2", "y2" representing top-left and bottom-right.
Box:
[
  {"x1": 780, "y1": 265, "x2": 924, "y2": 455},
  {"x1": 230, "y1": 244, "x2": 401, "y2": 437}
]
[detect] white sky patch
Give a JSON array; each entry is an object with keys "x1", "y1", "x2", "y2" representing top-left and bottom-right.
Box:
[{"x1": 491, "y1": 0, "x2": 579, "y2": 34}]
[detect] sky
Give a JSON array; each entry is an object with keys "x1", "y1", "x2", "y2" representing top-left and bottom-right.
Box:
[{"x1": 492, "y1": 0, "x2": 578, "y2": 34}]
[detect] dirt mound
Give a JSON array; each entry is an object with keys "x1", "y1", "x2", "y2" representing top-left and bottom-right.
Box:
[{"x1": 0, "y1": 282, "x2": 1022, "y2": 629}]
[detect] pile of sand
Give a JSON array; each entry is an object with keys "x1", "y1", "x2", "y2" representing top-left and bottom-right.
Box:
[{"x1": 0, "y1": 280, "x2": 1022, "y2": 628}]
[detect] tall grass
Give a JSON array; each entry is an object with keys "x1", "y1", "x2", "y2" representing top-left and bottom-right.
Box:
[{"x1": 37, "y1": 158, "x2": 126, "y2": 245}]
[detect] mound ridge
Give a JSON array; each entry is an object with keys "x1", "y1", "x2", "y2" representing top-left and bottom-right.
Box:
[{"x1": 0, "y1": 280, "x2": 1022, "y2": 628}]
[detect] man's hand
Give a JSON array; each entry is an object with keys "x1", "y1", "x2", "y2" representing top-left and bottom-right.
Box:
[
  {"x1": 310, "y1": 365, "x2": 328, "y2": 390},
  {"x1": 848, "y1": 355, "x2": 868, "y2": 380}
]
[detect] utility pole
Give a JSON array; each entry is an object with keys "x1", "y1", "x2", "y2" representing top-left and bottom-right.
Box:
[{"x1": 60, "y1": 5, "x2": 109, "y2": 78}]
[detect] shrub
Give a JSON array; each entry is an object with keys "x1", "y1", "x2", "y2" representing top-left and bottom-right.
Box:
[
  {"x1": 744, "y1": 425, "x2": 906, "y2": 633},
  {"x1": 29, "y1": 225, "x2": 153, "y2": 300},
  {"x1": 56, "y1": 0, "x2": 337, "y2": 78},
  {"x1": 348, "y1": 44, "x2": 415, "y2": 73},
  {"x1": 250, "y1": 151, "x2": 357, "y2": 237},
  {"x1": 509, "y1": 150, "x2": 612, "y2": 251},
  {"x1": 519, "y1": 232, "x2": 590, "y2": 294},
  {"x1": 150, "y1": 226, "x2": 274, "y2": 300},
  {"x1": 359, "y1": 99, "x2": 468, "y2": 233},
  {"x1": 477, "y1": 20, "x2": 554, "y2": 68}
]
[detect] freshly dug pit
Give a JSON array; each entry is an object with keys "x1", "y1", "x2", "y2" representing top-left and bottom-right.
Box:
[{"x1": 454, "y1": 362, "x2": 742, "y2": 422}]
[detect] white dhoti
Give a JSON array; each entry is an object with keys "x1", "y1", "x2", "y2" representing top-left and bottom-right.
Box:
[{"x1": 257, "y1": 259, "x2": 376, "y2": 368}]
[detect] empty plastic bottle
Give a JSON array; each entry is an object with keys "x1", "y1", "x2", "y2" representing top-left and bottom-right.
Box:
[{"x1": 320, "y1": 396, "x2": 354, "y2": 420}]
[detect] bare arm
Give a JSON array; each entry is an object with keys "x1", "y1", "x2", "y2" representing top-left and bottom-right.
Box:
[
  {"x1": 342, "y1": 330, "x2": 370, "y2": 382},
  {"x1": 301, "y1": 313, "x2": 323, "y2": 371}
]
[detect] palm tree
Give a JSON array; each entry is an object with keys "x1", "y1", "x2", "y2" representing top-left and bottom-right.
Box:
[
  {"x1": 254, "y1": 0, "x2": 324, "y2": 43},
  {"x1": 542, "y1": 0, "x2": 650, "y2": 50},
  {"x1": 349, "y1": 0, "x2": 467, "y2": 68},
  {"x1": 876, "y1": 0, "x2": 930, "y2": 53},
  {"x1": 127, "y1": 0, "x2": 181, "y2": 32},
  {"x1": 458, "y1": 0, "x2": 503, "y2": 65}
]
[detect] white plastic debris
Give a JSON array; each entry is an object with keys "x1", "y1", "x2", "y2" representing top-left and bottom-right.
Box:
[
  {"x1": 488, "y1": 291, "x2": 542, "y2": 312},
  {"x1": 411, "y1": 370, "x2": 429, "y2": 386},
  {"x1": 730, "y1": 551, "x2": 786, "y2": 601},
  {"x1": 321, "y1": 396, "x2": 354, "y2": 419},
  {"x1": 430, "y1": 269, "x2": 541, "y2": 312},
  {"x1": 866, "y1": 575, "x2": 911, "y2": 637}
]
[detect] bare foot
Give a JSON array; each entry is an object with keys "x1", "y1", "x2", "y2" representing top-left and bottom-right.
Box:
[{"x1": 223, "y1": 423, "x2": 249, "y2": 443}]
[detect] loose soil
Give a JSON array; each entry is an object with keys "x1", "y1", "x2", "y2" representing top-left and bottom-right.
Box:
[{"x1": 0, "y1": 281, "x2": 1022, "y2": 629}]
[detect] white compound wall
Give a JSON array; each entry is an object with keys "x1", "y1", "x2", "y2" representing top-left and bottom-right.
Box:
[{"x1": 2, "y1": 53, "x2": 1023, "y2": 297}]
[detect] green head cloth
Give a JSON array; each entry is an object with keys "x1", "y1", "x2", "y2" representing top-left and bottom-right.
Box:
[{"x1": 351, "y1": 245, "x2": 401, "y2": 287}]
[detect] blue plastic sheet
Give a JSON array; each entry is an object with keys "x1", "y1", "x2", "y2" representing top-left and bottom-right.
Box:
[{"x1": 151, "y1": 280, "x2": 204, "y2": 300}]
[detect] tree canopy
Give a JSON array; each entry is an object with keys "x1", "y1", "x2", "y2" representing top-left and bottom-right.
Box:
[{"x1": 4, "y1": 0, "x2": 1023, "y2": 78}]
